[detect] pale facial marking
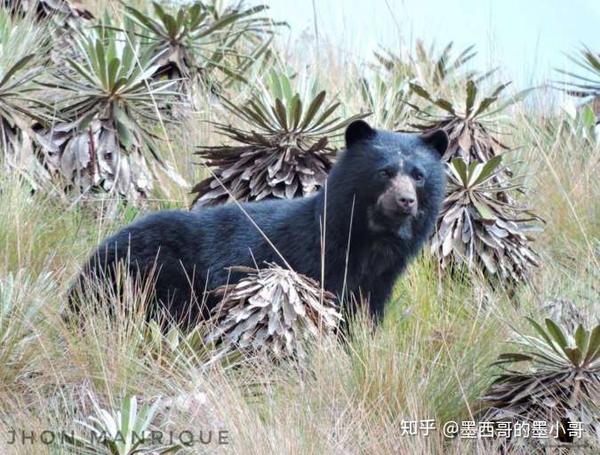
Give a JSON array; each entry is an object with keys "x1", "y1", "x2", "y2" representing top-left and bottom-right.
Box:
[
  {"x1": 397, "y1": 156, "x2": 405, "y2": 170},
  {"x1": 376, "y1": 173, "x2": 418, "y2": 217}
]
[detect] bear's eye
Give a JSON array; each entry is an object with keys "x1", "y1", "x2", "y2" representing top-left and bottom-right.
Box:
[
  {"x1": 413, "y1": 171, "x2": 425, "y2": 183},
  {"x1": 378, "y1": 168, "x2": 395, "y2": 179}
]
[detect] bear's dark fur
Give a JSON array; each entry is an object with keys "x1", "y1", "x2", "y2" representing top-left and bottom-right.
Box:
[{"x1": 72, "y1": 121, "x2": 447, "y2": 327}]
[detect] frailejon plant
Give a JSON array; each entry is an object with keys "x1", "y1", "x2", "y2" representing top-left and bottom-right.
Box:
[
  {"x1": 0, "y1": 8, "x2": 52, "y2": 188},
  {"x1": 4, "y1": 0, "x2": 93, "y2": 27},
  {"x1": 409, "y1": 80, "x2": 523, "y2": 165},
  {"x1": 359, "y1": 71, "x2": 412, "y2": 130},
  {"x1": 555, "y1": 45, "x2": 600, "y2": 102},
  {"x1": 432, "y1": 157, "x2": 539, "y2": 284},
  {"x1": 65, "y1": 394, "x2": 180, "y2": 454},
  {"x1": 124, "y1": 1, "x2": 276, "y2": 98},
  {"x1": 203, "y1": 0, "x2": 281, "y2": 90},
  {"x1": 205, "y1": 264, "x2": 341, "y2": 360},
  {"x1": 367, "y1": 41, "x2": 499, "y2": 131},
  {"x1": 480, "y1": 317, "x2": 600, "y2": 447},
  {"x1": 375, "y1": 40, "x2": 479, "y2": 93},
  {"x1": 410, "y1": 79, "x2": 541, "y2": 284},
  {"x1": 5, "y1": 0, "x2": 93, "y2": 66},
  {"x1": 36, "y1": 23, "x2": 186, "y2": 205},
  {"x1": 555, "y1": 45, "x2": 600, "y2": 139},
  {"x1": 191, "y1": 71, "x2": 366, "y2": 207}
]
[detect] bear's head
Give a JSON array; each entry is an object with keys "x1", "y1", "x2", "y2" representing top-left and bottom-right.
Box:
[{"x1": 339, "y1": 120, "x2": 448, "y2": 239}]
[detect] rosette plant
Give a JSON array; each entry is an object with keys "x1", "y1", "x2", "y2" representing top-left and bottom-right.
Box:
[
  {"x1": 124, "y1": 1, "x2": 276, "y2": 97},
  {"x1": 410, "y1": 79, "x2": 540, "y2": 283},
  {"x1": 206, "y1": 264, "x2": 341, "y2": 360},
  {"x1": 36, "y1": 23, "x2": 185, "y2": 204},
  {"x1": 191, "y1": 72, "x2": 366, "y2": 207},
  {"x1": 556, "y1": 45, "x2": 600, "y2": 101},
  {"x1": 432, "y1": 156, "x2": 539, "y2": 283},
  {"x1": 0, "y1": 7, "x2": 52, "y2": 188},
  {"x1": 480, "y1": 317, "x2": 600, "y2": 446}
]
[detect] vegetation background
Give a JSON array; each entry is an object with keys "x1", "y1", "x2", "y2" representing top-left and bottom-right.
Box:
[{"x1": 0, "y1": 0, "x2": 598, "y2": 453}]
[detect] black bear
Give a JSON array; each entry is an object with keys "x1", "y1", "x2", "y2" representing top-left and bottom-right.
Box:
[{"x1": 72, "y1": 120, "x2": 447, "y2": 327}]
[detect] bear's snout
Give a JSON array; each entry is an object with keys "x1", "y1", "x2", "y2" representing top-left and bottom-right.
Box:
[
  {"x1": 378, "y1": 174, "x2": 418, "y2": 217},
  {"x1": 397, "y1": 193, "x2": 416, "y2": 213}
]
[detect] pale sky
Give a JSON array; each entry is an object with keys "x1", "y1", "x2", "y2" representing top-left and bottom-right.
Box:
[{"x1": 267, "y1": 0, "x2": 600, "y2": 89}]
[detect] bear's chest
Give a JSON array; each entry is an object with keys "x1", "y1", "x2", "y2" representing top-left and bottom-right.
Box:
[{"x1": 352, "y1": 237, "x2": 404, "y2": 283}]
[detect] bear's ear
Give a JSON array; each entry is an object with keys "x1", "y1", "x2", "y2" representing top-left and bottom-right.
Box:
[
  {"x1": 420, "y1": 129, "x2": 448, "y2": 158},
  {"x1": 345, "y1": 120, "x2": 376, "y2": 148}
]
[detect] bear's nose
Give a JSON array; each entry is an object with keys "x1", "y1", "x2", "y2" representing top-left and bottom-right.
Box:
[{"x1": 397, "y1": 194, "x2": 416, "y2": 210}]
